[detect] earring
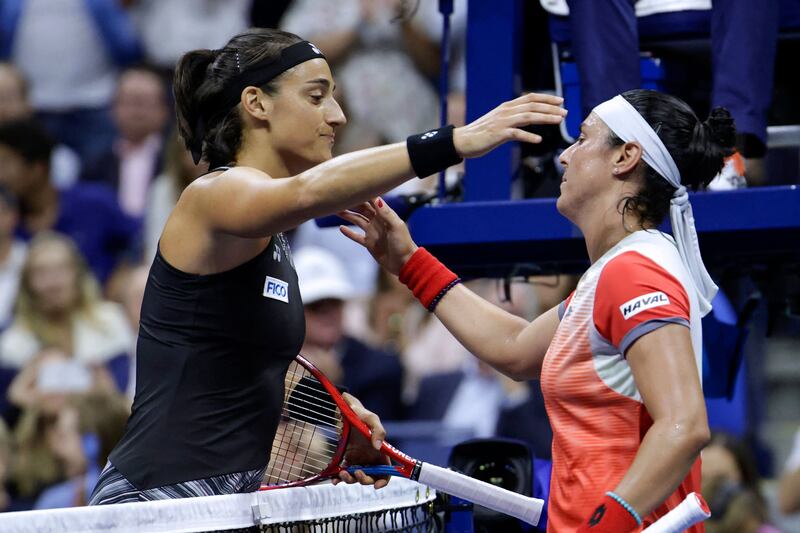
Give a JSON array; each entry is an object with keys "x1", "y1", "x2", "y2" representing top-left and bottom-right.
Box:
[{"x1": 613, "y1": 168, "x2": 619, "y2": 175}]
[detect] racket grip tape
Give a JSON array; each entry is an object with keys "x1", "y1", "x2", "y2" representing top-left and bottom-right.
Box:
[
  {"x1": 416, "y1": 462, "x2": 543, "y2": 526},
  {"x1": 644, "y1": 492, "x2": 711, "y2": 532}
]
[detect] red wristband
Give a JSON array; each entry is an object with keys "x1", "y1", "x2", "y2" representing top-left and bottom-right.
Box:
[
  {"x1": 576, "y1": 494, "x2": 640, "y2": 533},
  {"x1": 398, "y1": 247, "x2": 459, "y2": 311}
]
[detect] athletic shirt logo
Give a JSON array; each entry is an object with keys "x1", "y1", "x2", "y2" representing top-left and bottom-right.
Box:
[
  {"x1": 273, "y1": 233, "x2": 293, "y2": 266},
  {"x1": 619, "y1": 291, "x2": 670, "y2": 320},
  {"x1": 263, "y1": 276, "x2": 289, "y2": 303}
]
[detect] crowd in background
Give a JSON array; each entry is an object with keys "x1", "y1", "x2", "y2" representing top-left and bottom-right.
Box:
[{"x1": 0, "y1": 1, "x2": 798, "y2": 531}]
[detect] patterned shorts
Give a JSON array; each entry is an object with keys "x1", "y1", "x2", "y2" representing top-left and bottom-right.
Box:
[{"x1": 88, "y1": 461, "x2": 267, "y2": 505}]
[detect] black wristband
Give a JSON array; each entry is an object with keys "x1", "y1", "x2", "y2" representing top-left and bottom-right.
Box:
[{"x1": 406, "y1": 125, "x2": 463, "y2": 178}]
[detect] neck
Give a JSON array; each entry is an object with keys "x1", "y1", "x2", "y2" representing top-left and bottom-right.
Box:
[
  {"x1": 236, "y1": 129, "x2": 314, "y2": 178},
  {"x1": 573, "y1": 192, "x2": 644, "y2": 263}
]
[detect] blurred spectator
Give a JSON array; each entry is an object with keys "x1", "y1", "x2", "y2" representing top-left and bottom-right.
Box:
[
  {"x1": 0, "y1": 62, "x2": 81, "y2": 189},
  {"x1": 404, "y1": 279, "x2": 553, "y2": 458},
  {"x1": 704, "y1": 475, "x2": 780, "y2": 533},
  {"x1": 82, "y1": 65, "x2": 170, "y2": 219},
  {"x1": 6, "y1": 347, "x2": 117, "y2": 415},
  {"x1": 0, "y1": 118, "x2": 140, "y2": 284},
  {"x1": 0, "y1": 232, "x2": 133, "y2": 392},
  {"x1": 8, "y1": 405, "x2": 62, "y2": 506},
  {"x1": 0, "y1": 418, "x2": 11, "y2": 511},
  {"x1": 280, "y1": 0, "x2": 442, "y2": 160},
  {"x1": 701, "y1": 431, "x2": 780, "y2": 532},
  {"x1": 130, "y1": 0, "x2": 250, "y2": 74},
  {"x1": 399, "y1": 279, "x2": 541, "y2": 401},
  {"x1": 295, "y1": 246, "x2": 404, "y2": 420},
  {"x1": 361, "y1": 268, "x2": 422, "y2": 354},
  {"x1": 778, "y1": 426, "x2": 800, "y2": 515},
  {"x1": 142, "y1": 131, "x2": 207, "y2": 260},
  {"x1": 34, "y1": 390, "x2": 129, "y2": 509},
  {"x1": 559, "y1": 0, "x2": 779, "y2": 186},
  {"x1": 0, "y1": 0, "x2": 143, "y2": 164},
  {"x1": 0, "y1": 185, "x2": 26, "y2": 329}
]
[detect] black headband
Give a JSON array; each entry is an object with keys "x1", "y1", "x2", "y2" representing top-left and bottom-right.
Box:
[{"x1": 191, "y1": 40, "x2": 326, "y2": 164}]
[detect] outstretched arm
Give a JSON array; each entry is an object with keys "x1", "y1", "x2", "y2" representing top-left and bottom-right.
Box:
[
  {"x1": 339, "y1": 199, "x2": 560, "y2": 380},
  {"x1": 189, "y1": 93, "x2": 565, "y2": 238}
]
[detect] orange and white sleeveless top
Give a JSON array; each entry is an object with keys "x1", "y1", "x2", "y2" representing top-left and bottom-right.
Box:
[{"x1": 541, "y1": 230, "x2": 704, "y2": 532}]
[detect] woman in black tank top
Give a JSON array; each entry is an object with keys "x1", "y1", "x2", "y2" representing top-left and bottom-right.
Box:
[{"x1": 91, "y1": 27, "x2": 567, "y2": 503}]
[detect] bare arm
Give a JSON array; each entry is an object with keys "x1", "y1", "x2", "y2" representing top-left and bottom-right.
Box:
[
  {"x1": 399, "y1": 19, "x2": 440, "y2": 78},
  {"x1": 305, "y1": 30, "x2": 359, "y2": 64},
  {"x1": 433, "y1": 288, "x2": 560, "y2": 379},
  {"x1": 191, "y1": 93, "x2": 565, "y2": 238},
  {"x1": 339, "y1": 198, "x2": 561, "y2": 380},
  {"x1": 611, "y1": 324, "x2": 710, "y2": 518}
]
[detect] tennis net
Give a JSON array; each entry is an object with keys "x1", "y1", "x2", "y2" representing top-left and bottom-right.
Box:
[{"x1": 0, "y1": 478, "x2": 437, "y2": 533}]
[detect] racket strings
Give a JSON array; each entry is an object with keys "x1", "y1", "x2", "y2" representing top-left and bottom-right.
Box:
[{"x1": 264, "y1": 361, "x2": 345, "y2": 485}]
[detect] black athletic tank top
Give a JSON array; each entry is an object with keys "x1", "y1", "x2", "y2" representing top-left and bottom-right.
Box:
[{"x1": 109, "y1": 233, "x2": 305, "y2": 489}]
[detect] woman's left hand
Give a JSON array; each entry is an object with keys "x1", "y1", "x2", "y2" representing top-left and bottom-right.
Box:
[
  {"x1": 338, "y1": 198, "x2": 417, "y2": 276},
  {"x1": 335, "y1": 392, "x2": 390, "y2": 488}
]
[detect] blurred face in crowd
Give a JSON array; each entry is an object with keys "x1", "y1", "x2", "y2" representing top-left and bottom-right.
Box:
[
  {"x1": 303, "y1": 298, "x2": 345, "y2": 350},
  {"x1": 45, "y1": 404, "x2": 86, "y2": 475},
  {"x1": 113, "y1": 69, "x2": 169, "y2": 144},
  {"x1": 0, "y1": 144, "x2": 48, "y2": 199},
  {"x1": 0, "y1": 63, "x2": 30, "y2": 122},
  {"x1": 701, "y1": 442, "x2": 743, "y2": 485},
  {"x1": 26, "y1": 239, "x2": 80, "y2": 316}
]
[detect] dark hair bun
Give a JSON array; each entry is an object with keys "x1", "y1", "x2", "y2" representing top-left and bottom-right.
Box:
[{"x1": 685, "y1": 107, "x2": 737, "y2": 190}]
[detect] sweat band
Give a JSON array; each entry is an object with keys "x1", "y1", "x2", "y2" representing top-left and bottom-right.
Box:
[
  {"x1": 406, "y1": 125, "x2": 463, "y2": 179},
  {"x1": 399, "y1": 248, "x2": 461, "y2": 312}
]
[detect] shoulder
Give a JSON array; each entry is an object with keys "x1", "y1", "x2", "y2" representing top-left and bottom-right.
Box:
[
  {"x1": 600, "y1": 232, "x2": 687, "y2": 286},
  {"x1": 180, "y1": 167, "x2": 274, "y2": 203}
]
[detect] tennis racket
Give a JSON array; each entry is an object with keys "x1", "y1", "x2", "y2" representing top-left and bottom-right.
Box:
[
  {"x1": 261, "y1": 354, "x2": 545, "y2": 526},
  {"x1": 645, "y1": 492, "x2": 711, "y2": 532}
]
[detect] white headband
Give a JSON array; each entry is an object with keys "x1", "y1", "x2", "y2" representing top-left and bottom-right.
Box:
[{"x1": 593, "y1": 95, "x2": 718, "y2": 317}]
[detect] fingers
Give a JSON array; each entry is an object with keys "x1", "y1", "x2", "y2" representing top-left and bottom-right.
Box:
[
  {"x1": 509, "y1": 128, "x2": 544, "y2": 144},
  {"x1": 337, "y1": 469, "x2": 389, "y2": 488},
  {"x1": 369, "y1": 197, "x2": 403, "y2": 227},
  {"x1": 511, "y1": 91, "x2": 564, "y2": 106},
  {"x1": 339, "y1": 224, "x2": 366, "y2": 246},
  {"x1": 337, "y1": 210, "x2": 369, "y2": 230},
  {"x1": 362, "y1": 411, "x2": 385, "y2": 450},
  {"x1": 348, "y1": 201, "x2": 376, "y2": 220},
  {"x1": 507, "y1": 101, "x2": 567, "y2": 118},
  {"x1": 507, "y1": 111, "x2": 564, "y2": 128}
]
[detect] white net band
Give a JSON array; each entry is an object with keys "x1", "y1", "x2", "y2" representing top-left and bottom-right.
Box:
[{"x1": 0, "y1": 478, "x2": 435, "y2": 533}]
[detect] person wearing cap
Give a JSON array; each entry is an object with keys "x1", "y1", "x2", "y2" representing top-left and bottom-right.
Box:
[
  {"x1": 295, "y1": 246, "x2": 403, "y2": 421},
  {"x1": 341, "y1": 88, "x2": 730, "y2": 533},
  {"x1": 89, "y1": 27, "x2": 566, "y2": 504}
]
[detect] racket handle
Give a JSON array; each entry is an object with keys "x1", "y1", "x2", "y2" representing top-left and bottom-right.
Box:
[
  {"x1": 416, "y1": 462, "x2": 543, "y2": 526},
  {"x1": 644, "y1": 492, "x2": 711, "y2": 533}
]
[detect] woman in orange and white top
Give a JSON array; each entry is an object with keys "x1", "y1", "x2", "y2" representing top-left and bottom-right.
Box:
[{"x1": 341, "y1": 89, "x2": 734, "y2": 532}]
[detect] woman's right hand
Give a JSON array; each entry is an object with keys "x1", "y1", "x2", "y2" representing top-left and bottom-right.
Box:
[
  {"x1": 338, "y1": 198, "x2": 416, "y2": 276},
  {"x1": 453, "y1": 92, "x2": 566, "y2": 159}
]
